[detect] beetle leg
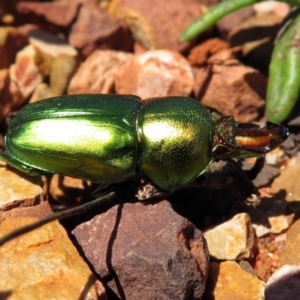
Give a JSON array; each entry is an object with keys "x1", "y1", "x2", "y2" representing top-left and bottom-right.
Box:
[
  {"x1": 244, "y1": 156, "x2": 265, "y2": 180},
  {"x1": 136, "y1": 181, "x2": 171, "y2": 200}
]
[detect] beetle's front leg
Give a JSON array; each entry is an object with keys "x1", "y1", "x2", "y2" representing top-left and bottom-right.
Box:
[{"x1": 136, "y1": 179, "x2": 171, "y2": 200}]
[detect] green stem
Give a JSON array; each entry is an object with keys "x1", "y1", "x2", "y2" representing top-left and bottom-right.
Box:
[
  {"x1": 266, "y1": 12, "x2": 300, "y2": 123},
  {"x1": 181, "y1": 0, "x2": 258, "y2": 41},
  {"x1": 180, "y1": 0, "x2": 300, "y2": 42}
]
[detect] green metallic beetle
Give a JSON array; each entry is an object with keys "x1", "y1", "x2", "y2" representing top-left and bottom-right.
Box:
[
  {"x1": 0, "y1": 94, "x2": 290, "y2": 246},
  {"x1": 0, "y1": 94, "x2": 289, "y2": 192}
]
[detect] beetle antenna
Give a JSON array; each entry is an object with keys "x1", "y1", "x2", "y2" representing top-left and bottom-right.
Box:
[{"x1": 0, "y1": 191, "x2": 117, "y2": 247}]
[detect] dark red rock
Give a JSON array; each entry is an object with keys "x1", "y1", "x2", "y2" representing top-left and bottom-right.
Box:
[
  {"x1": 0, "y1": 26, "x2": 28, "y2": 69},
  {"x1": 0, "y1": 69, "x2": 23, "y2": 123},
  {"x1": 16, "y1": 1, "x2": 80, "y2": 28},
  {"x1": 188, "y1": 38, "x2": 230, "y2": 67},
  {"x1": 72, "y1": 200, "x2": 209, "y2": 299},
  {"x1": 109, "y1": 0, "x2": 206, "y2": 52},
  {"x1": 68, "y1": 3, "x2": 133, "y2": 57},
  {"x1": 194, "y1": 61, "x2": 266, "y2": 122}
]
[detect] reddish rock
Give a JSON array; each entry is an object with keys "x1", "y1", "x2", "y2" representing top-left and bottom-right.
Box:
[
  {"x1": 17, "y1": 1, "x2": 80, "y2": 29},
  {"x1": 72, "y1": 200, "x2": 209, "y2": 300},
  {"x1": 9, "y1": 44, "x2": 43, "y2": 99},
  {"x1": 254, "y1": 233, "x2": 286, "y2": 282},
  {"x1": 255, "y1": 250, "x2": 274, "y2": 282},
  {"x1": 194, "y1": 62, "x2": 266, "y2": 122},
  {"x1": 109, "y1": 0, "x2": 206, "y2": 52},
  {"x1": 188, "y1": 38, "x2": 230, "y2": 67},
  {"x1": 68, "y1": 3, "x2": 133, "y2": 57},
  {"x1": 0, "y1": 201, "x2": 102, "y2": 299},
  {"x1": 115, "y1": 50, "x2": 194, "y2": 99},
  {"x1": 0, "y1": 26, "x2": 28, "y2": 69},
  {"x1": 254, "y1": 238, "x2": 282, "y2": 282},
  {"x1": 0, "y1": 69, "x2": 24, "y2": 123},
  {"x1": 68, "y1": 50, "x2": 132, "y2": 94}
]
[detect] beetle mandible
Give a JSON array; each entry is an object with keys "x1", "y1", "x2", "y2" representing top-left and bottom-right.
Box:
[{"x1": 0, "y1": 94, "x2": 289, "y2": 192}]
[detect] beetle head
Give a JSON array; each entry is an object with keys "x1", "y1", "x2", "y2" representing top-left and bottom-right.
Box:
[{"x1": 212, "y1": 116, "x2": 289, "y2": 159}]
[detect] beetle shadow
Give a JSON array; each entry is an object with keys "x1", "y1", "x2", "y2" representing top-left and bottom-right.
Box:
[
  {"x1": 230, "y1": 187, "x2": 300, "y2": 232},
  {"x1": 63, "y1": 198, "x2": 127, "y2": 300},
  {"x1": 167, "y1": 157, "x2": 300, "y2": 232},
  {"x1": 78, "y1": 273, "x2": 99, "y2": 300},
  {"x1": 62, "y1": 180, "x2": 140, "y2": 300},
  {"x1": 104, "y1": 203, "x2": 127, "y2": 300},
  {"x1": 0, "y1": 163, "x2": 44, "y2": 187},
  {"x1": 0, "y1": 290, "x2": 12, "y2": 300}
]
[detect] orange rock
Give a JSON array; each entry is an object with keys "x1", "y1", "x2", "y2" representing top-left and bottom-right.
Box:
[
  {"x1": 0, "y1": 161, "x2": 45, "y2": 211},
  {"x1": 204, "y1": 261, "x2": 265, "y2": 300},
  {"x1": 188, "y1": 38, "x2": 230, "y2": 67},
  {"x1": 194, "y1": 62, "x2": 266, "y2": 122},
  {"x1": 278, "y1": 219, "x2": 300, "y2": 267},
  {"x1": 0, "y1": 202, "x2": 103, "y2": 299},
  {"x1": 255, "y1": 251, "x2": 273, "y2": 281},
  {"x1": 271, "y1": 156, "x2": 300, "y2": 202}
]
